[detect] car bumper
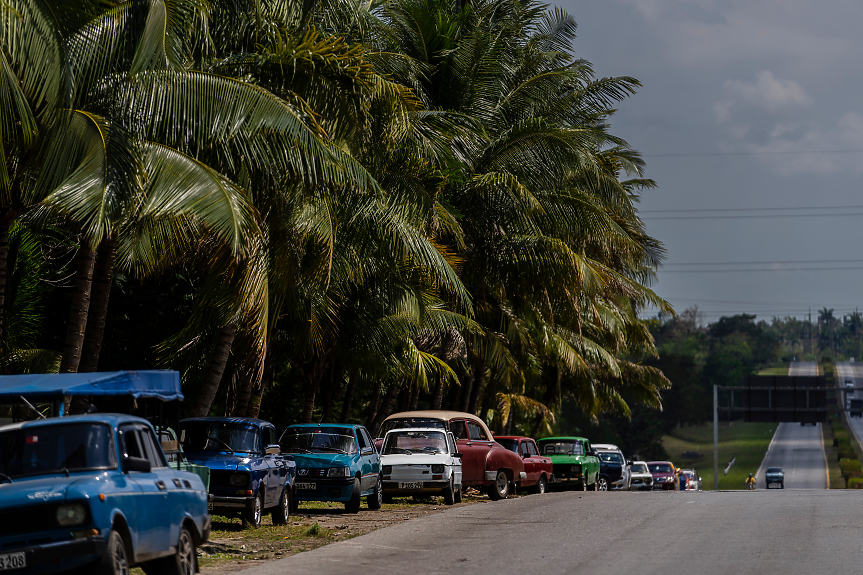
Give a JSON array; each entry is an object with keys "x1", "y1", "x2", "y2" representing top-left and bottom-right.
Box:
[
  {"x1": 294, "y1": 478, "x2": 355, "y2": 502},
  {"x1": 652, "y1": 481, "x2": 676, "y2": 490},
  {"x1": 2, "y1": 536, "x2": 106, "y2": 575},
  {"x1": 629, "y1": 479, "x2": 653, "y2": 490},
  {"x1": 211, "y1": 495, "x2": 256, "y2": 513},
  {"x1": 382, "y1": 480, "x2": 450, "y2": 495}
]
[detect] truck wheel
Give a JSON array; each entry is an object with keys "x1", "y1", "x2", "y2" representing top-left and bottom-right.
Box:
[
  {"x1": 243, "y1": 493, "x2": 263, "y2": 528},
  {"x1": 272, "y1": 488, "x2": 291, "y2": 525},
  {"x1": 487, "y1": 470, "x2": 509, "y2": 500},
  {"x1": 344, "y1": 478, "x2": 361, "y2": 514},
  {"x1": 100, "y1": 530, "x2": 130, "y2": 575},
  {"x1": 443, "y1": 478, "x2": 455, "y2": 505},
  {"x1": 367, "y1": 475, "x2": 383, "y2": 510},
  {"x1": 597, "y1": 476, "x2": 609, "y2": 491},
  {"x1": 152, "y1": 526, "x2": 196, "y2": 575},
  {"x1": 535, "y1": 475, "x2": 548, "y2": 494}
]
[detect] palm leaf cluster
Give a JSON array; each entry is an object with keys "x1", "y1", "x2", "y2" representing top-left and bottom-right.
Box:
[{"x1": 0, "y1": 0, "x2": 672, "y2": 434}]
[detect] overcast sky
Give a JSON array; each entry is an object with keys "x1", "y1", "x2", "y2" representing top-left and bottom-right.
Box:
[{"x1": 556, "y1": 0, "x2": 863, "y2": 323}]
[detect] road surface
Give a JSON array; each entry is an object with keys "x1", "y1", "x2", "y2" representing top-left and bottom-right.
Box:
[
  {"x1": 242, "y1": 490, "x2": 863, "y2": 575},
  {"x1": 788, "y1": 360, "x2": 817, "y2": 376},
  {"x1": 836, "y1": 361, "x2": 863, "y2": 447},
  {"x1": 757, "y1": 422, "x2": 827, "y2": 489}
]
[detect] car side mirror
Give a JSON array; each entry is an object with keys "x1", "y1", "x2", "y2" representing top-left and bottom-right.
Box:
[
  {"x1": 699, "y1": 477, "x2": 703, "y2": 481},
  {"x1": 123, "y1": 456, "x2": 151, "y2": 474},
  {"x1": 361, "y1": 447, "x2": 375, "y2": 455},
  {"x1": 266, "y1": 445, "x2": 281, "y2": 455},
  {"x1": 453, "y1": 453, "x2": 463, "y2": 458}
]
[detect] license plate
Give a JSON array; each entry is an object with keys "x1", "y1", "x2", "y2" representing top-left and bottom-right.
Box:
[
  {"x1": 399, "y1": 482, "x2": 423, "y2": 489},
  {"x1": 207, "y1": 502, "x2": 213, "y2": 511},
  {"x1": 296, "y1": 482, "x2": 316, "y2": 490},
  {"x1": 0, "y1": 553, "x2": 25, "y2": 571}
]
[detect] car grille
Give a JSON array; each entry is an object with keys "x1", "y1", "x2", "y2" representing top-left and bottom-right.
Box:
[
  {"x1": 0, "y1": 504, "x2": 56, "y2": 537},
  {"x1": 210, "y1": 470, "x2": 236, "y2": 489},
  {"x1": 297, "y1": 468, "x2": 327, "y2": 478}
]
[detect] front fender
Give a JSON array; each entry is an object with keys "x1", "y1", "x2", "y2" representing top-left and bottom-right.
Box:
[{"x1": 484, "y1": 448, "x2": 525, "y2": 480}]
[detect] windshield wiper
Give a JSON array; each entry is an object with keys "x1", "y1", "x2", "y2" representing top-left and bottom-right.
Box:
[
  {"x1": 315, "y1": 446, "x2": 348, "y2": 454},
  {"x1": 288, "y1": 447, "x2": 311, "y2": 453},
  {"x1": 420, "y1": 447, "x2": 440, "y2": 453},
  {"x1": 208, "y1": 438, "x2": 235, "y2": 454},
  {"x1": 0, "y1": 473, "x2": 12, "y2": 484}
]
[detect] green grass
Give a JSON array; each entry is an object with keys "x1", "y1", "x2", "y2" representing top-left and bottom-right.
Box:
[
  {"x1": 758, "y1": 365, "x2": 789, "y2": 376},
  {"x1": 663, "y1": 422, "x2": 777, "y2": 490}
]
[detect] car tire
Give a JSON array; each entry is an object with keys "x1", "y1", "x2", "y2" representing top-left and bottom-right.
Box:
[
  {"x1": 367, "y1": 475, "x2": 383, "y2": 510},
  {"x1": 597, "y1": 476, "x2": 609, "y2": 491},
  {"x1": 454, "y1": 485, "x2": 462, "y2": 503},
  {"x1": 100, "y1": 530, "x2": 130, "y2": 575},
  {"x1": 579, "y1": 478, "x2": 587, "y2": 491},
  {"x1": 781, "y1": 483, "x2": 784, "y2": 489},
  {"x1": 243, "y1": 493, "x2": 263, "y2": 528},
  {"x1": 443, "y1": 478, "x2": 456, "y2": 505},
  {"x1": 535, "y1": 474, "x2": 548, "y2": 494},
  {"x1": 272, "y1": 488, "x2": 291, "y2": 525},
  {"x1": 344, "y1": 478, "x2": 362, "y2": 514},
  {"x1": 152, "y1": 526, "x2": 196, "y2": 575},
  {"x1": 487, "y1": 470, "x2": 509, "y2": 500}
]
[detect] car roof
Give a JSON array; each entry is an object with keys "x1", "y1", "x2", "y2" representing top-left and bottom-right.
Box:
[
  {"x1": 647, "y1": 461, "x2": 675, "y2": 465},
  {"x1": 384, "y1": 427, "x2": 449, "y2": 434},
  {"x1": 181, "y1": 417, "x2": 273, "y2": 427},
  {"x1": 592, "y1": 443, "x2": 620, "y2": 451},
  {"x1": 0, "y1": 413, "x2": 150, "y2": 432},
  {"x1": 494, "y1": 436, "x2": 533, "y2": 441},
  {"x1": 286, "y1": 423, "x2": 361, "y2": 430},
  {"x1": 383, "y1": 410, "x2": 486, "y2": 425},
  {"x1": 537, "y1": 436, "x2": 589, "y2": 442}
]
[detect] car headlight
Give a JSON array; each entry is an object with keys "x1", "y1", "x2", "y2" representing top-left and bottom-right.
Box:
[
  {"x1": 327, "y1": 467, "x2": 351, "y2": 478},
  {"x1": 230, "y1": 473, "x2": 249, "y2": 487},
  {"x1": 431, "y1": 464, "x2": 444, "y2": 473},
  {"x1": 571, "y1": 465, "x2": 579, "y2": 473},
  {"x1": 382, "y1": 465, "x2": 392, "y2": 474},
  {"x1": 56, "y1": 503, "x2": 88, "y2": 527}
]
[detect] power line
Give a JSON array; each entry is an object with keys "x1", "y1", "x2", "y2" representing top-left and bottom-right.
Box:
[{"x1": 643, "y1": 149, "x2": 863, "y2": 158}]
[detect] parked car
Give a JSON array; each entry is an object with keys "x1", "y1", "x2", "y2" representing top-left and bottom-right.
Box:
[
  {"x1": 280, "y1": 424, "x2": 382, "y2": 513},
  {"x1": 179, "y1": 417, "x2": 296, "y2": 527},
  {"x1": 536, "y1": 437, "x2": 601, "y2": 490},
  {"x1": 765, "y1": 466, "x2": 785, "y2": 489},
  {"x1": 495, "y1": 436, "x2": 554, "y2": 494},
  {"x1": 0, "y1": 414, "x2": 210, "y2": 575},
  {"x1": 628, "y1": 461, "x2": 654, "y2": 491},
  {"x1": 592, "y1": 443, "x2": 630, "y2": 491},
  {"x1": 679, "y1": 469, "x2": 701, "y2": 491},
  {"x1": 377, "y1": 411, "x2": 524, "y2": 500},
  {"x1": 648, "y1": 461, "x2": 679, "y2": 491},
  {"x1": 379, "y1": 428, "x2": 462, "y2": 504}
]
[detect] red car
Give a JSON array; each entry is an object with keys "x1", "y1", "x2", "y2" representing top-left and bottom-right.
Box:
[
  {"x1": 495, "y1": 436, "x2": 554, "y2": 494},
  {"x1": 648, "y1": 461, "x2": 680, "y2": 491},
  {"x1": 377, "y1": 411, "x2": 525, "y2": 500}
]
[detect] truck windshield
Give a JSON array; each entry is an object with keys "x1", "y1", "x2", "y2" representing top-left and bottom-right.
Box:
[
  {"x1": 280, "y1": 427, "x2": 357, "y2": 454},
  {"x1": 180, "y1": 421, "x2": 260, "y2": 454},
  {"x1": 382, "y1": 431, "x2": 448, "y2": 455},
  {"x1": 0, "y1": 423, "x2": 116, "y2": 479},
  {"x1": 538, "y1": 441, "x2": 583, "y2": 455}
]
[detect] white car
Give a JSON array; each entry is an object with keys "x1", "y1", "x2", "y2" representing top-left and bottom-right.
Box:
[
  {"x1": 628, "y1": 461, "x2": 654, "y2": 491},
  {"x1": 593, "y1": 443, "x2": 631, "y2": 490},
  {"x1": 380, "y1": 428, "x2": 463, "y2": 504}
]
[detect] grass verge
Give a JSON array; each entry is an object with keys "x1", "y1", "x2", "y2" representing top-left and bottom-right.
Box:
[
  {"x1": 758, "y1": 365, "x2": 789, "y2": 376},
  {"x1": 822, "y1": 420, "x2": 843, "y2": 488},
  {"x1": 663, "y1": 422, "x2": 776, "y2": 490}
]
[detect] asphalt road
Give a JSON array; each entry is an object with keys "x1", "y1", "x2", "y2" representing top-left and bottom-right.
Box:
[
  {"x1": 788, "y1": 360, "x2": 818, "y2": 376},
  {"x1": 757, "y1": 422, "x2": 827, "y2": 489},
  {"x1": 242, "y1": 490, "x2": 863, "y2": 575},
  {"x1": 835, "y1": 361, "x2": 863, "y2": 446}
]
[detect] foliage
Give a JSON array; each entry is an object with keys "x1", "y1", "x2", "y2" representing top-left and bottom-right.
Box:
[{"x1": 838, "y1": 458, "x2": 861, "y2": 479}]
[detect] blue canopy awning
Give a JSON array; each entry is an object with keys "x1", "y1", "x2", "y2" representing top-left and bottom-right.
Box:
[{"x1": 0, "y1": 371, "x2": 183, "y2": 402}]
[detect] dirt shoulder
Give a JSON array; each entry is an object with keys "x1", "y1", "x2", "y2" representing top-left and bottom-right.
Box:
[{"x1": 198, "y1": 490, "x2": 495, "y2": 574}]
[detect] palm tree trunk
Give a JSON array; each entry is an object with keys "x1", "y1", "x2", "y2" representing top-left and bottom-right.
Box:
[
  {"x1": 409, "y1": 383, "x2": 420, "y2": 411},
  {"x1": 371, "y1": 379, "x2": 403, "y2": 433},
  {"x1": 340, "y1": 375, "x2": 357, "y2": 423},
  {"x1": 188, "y1": 324, "x2": 237, "y2": 417},
  {"x1": 244, "y1": 330, "x2": 277, "y2": 418},
  {"x1": 460, "y1": 364, "x2": 480, "y2": 412},
  {"x1": 468, "y1": 360, "x2": 485, "y2": 413},
  {"x1": 301, "y1": 359, "x2": 327, "y2": 423},
  {"x1": 60, "y1": 245, "x2": 96, "y2": 373},
  {"x1": 365, "y1": 383, "x2": 381, "y2": 429},
  {"x1": 79, "y1": 237, "x2": 115, "y2": 373},
  {"x1": 0, "y1": 215, "x2": 13, "y2": 347},
  {"x1": 431, "y1": 379, "x2": 444, "y2": 409}
]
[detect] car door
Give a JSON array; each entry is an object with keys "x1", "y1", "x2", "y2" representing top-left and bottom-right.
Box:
[
  {"x1": 447, "y1": 432, "x2": 462, "y2": 488},
  {"x1": 359, "y1": 427, "x2": 380, "y2": 490},
  {"x1": 262, "y1": 426, "x2": 281, "y2": 507},
  {"x1": 355, "y1": 427, "x2": 373, "y2": 490},
  {"x1": 519, "y1": 440, "x2": 536, "y2": 484},
  {"x1": 119, "y1": 424, "x2": 169, "y2": 558},
  {"x1": 138, "y1": 426, "x2": 183, "y2": 550},
  {"x1": 527, "y1": 440, "x2": 547, "y2": 480},
  {"x1": 450, "y1": 419, "x2": 481, "y2": 484}
]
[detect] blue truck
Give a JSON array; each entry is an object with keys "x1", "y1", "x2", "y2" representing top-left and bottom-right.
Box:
[
  {"x1": 179, "y1": 417, "x2": 296, "y2": 527},
  {"x1": 0, "y1": 413, "x2": 210, "y2": 575}
]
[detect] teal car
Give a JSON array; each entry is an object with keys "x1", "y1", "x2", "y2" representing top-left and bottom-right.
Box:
[
  {"x1": 280, "y1": 424, "x2": 383, "y2": 513},
  {"x1": 537, "y1": 436, "x2": 601, "y2": 490}
]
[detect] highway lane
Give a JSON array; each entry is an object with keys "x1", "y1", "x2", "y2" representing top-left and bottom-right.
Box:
[
  {"x1": 836, "y1": 361, "x2": 863, "y2": 448},
  {"x1": 242, "y1": 490, "x2": 863, "y2": 575},
  {"x1": 757, "y1": 422, "x2": 827, "y2": 489},
  {"x1": 788, "y1": 360, "x2": 817, "y2": 376}
]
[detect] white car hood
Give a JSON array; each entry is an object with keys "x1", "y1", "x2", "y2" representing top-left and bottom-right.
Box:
[{"x1": 382, "y1": 453, "x2": 454, "y2": 466}]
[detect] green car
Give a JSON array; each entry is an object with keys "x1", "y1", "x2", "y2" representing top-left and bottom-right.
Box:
[{"x1": 537, "y1": 436, "x2": 601, "y2": 490}]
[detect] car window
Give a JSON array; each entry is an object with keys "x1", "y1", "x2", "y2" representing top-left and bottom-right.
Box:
[
  {"x1": 598, "y1": 452, "x2": 623, "y2": 463},
  {"x1": 139, "y1": 428, "x2": 168, "y2": 468},
  {"x1": 120, "y1": 425, "x2": 145, "y2": 460},
  {"x1": 467, "y1": 421, "x2": 488, "y2": 441},
  {"x1": 382, "y1": 431, "x2": 448, "y2": 454},
  {"x1": 450, "y1": 420, "x2": 468, "y2": 440},
  {"x1": 447, "y1": 433, "x2": 457, "y2": 454},
  {"x1": 360, "y1": 428, "x2": 376, "y2": 452},
  {"x1": 356, "y1": 428, "x2": 369, "y2": 450},
  {"x1": 264, "y1": 427, "x2": 277, "y2": 447},
  {"x1": 539, "y1": 440, "x2": 583, "y2": 455},
  {"x1": 520, "y1": 442, "x2": 530, "y2": 457},
  {"x1": 528, "y1": 441, "x2": 539, "y2": 456}
]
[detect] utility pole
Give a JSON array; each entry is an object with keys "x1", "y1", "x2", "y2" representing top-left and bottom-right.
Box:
[{"x1": 713, "y1": 384, "x2": 719, "y2": 491}]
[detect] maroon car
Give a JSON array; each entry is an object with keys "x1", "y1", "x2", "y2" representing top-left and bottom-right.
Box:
[
  {"x1": 495, "y1": 436, "x2": 554, "y2": 494},
  {"x1": 648, "y1": 461, "x2": 679, "y2": 491}
]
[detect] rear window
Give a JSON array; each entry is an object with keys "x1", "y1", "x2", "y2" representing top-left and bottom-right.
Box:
[{"x1": 598, "y1": 452, "x2": 623, "y2": 464}]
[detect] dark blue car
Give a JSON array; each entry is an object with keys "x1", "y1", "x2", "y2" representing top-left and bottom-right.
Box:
[
  {"x1": 280, "y1": 424, "x2": 382, "y2": 513},
  {"x1": 0, "y1": 414, "x2": 209, "y2": 575},
  {"x1": 179, "y1": 417, "x2": 296, "y2": 528}
]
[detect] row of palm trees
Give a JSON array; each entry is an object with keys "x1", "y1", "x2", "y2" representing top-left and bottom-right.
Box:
[{"x1": 1, "y1": 0, "x2": 672, "y2": 434}]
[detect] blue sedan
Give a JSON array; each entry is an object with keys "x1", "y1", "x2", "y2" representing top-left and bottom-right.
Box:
[{"x1": 280, "y1": 424, "x2": 382, "y2": 513}]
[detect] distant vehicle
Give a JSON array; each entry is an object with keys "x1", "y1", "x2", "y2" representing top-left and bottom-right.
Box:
[
  {"x1": 281, "y1": 423, "x2": 382, "y2": 513},
  {"x1": 495, "y1": 436, "x2": 554, "y2": 493},
  {"x1": 765, "y1": 467, "x2": 785, "y2": 489},
  {"x1": 845, "y1": 377, "x2": 854, "y2": 388},
  {"x1": 593, "y1": 444, "x2": 630, "y2": 491},
  {"x1": 648, "y1": 461, "x2": 679, "y2": 491},
  {"x1": 679, "y1": 469, "x2": 701, "y2": 491},
  {"x1": 180, "y1": 417, "x2": 296, "y2": 527},
  {"x1": 380, "y1": 428, "x2": 462, "y2": 504},
  {"x1": 850, "y1": 399, "x2": 863, "y2": 418},
  {"x1": 628, "y1": 461, "x2": 654, "y2": 491},
  {"x1": 537, "y1": 437, "x2": 601, "y2": 491},
  {"x1": 0, "y1": 414, "x2": 210, "y2": 575}
]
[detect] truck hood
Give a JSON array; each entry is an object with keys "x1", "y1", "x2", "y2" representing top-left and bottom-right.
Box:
[
  {"x1": 182, "y1": 452, "x2": 254, "y2": 471},
  {"x1": 0, "y1": 474, "x2": 104, "y2": 508},
  {"x1": 289, "y1": 453, "x2": 355, "y2": 469},
  {"x1": 381, "y1": 453, "x2": 452, "y2": 466}
]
